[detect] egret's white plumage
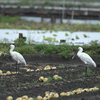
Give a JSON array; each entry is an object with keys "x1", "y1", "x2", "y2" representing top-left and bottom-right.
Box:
[
  {"x1": 77, "y1": 47, "x2": 96, "y2": 67},
  {"x1": 77, "y1": 47, "x2": 96, "y2": 76},
  {"x1": 10, "y1": 44, "x2": 27, "y2": 74}
]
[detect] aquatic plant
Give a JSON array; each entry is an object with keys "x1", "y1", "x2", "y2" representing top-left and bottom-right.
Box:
[
  {"x1": 71, "y1": 38, "x2": 74, "y2": 40},
  {"x1": 5, "y1": 32, "x2": 9, "y2": 34},
  {"x1": 53, "y1": 38, "x2": 57, "y2": 42},
  {"x1": 65, "y1": 33, "x2": 69, "y2": 36},
  {"x1": 44, "y1": 37, "x2": 53, "y2": 42},
  {"x1": 76, "y1": 35, "x2": 79, "y2": 39},
  {"x1": 83, "y1": 34, "x2": 87, "y2": 38},
  {"x1": 53, "y1": 34, "x2": 57, "y2": 36}
]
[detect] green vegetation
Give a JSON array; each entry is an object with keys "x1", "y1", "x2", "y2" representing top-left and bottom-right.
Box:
[
  {"x1": 15, "y1": 80, "x2": 38, "y2": 87},
  {"x1": 0, "y1": 39, "x2": 100, "y2": 58},
  {"x1": 83, "y1": 34, "x2": 87, "y2": 38},
  {"x1": 34, "y1": 43, "x2": 71, "y2": 58},
  {"x1": 65, "y1": 33, "x2": 69, "y2": 36},
  {"x1": 1, "y1": 0, "x2": 100, "y2": 8},
  {"x1": 78, "y1": 68, "x2": 95, "y2": 77},
  {"x1": 76, "y1": 35, "x2": 79, "y2": 39},
  {"x1": 65, "y1": 76, "x2": 68, "y2": 79},
  {"x1": 78, "y1": 72, "x2": 85, "y2": 77},
  {"x1": 32, "y1": 97, "x2": 37, "y2": 100},
  {"x1": 0, "y1": 81, "x2": 6, "y2": 88},
  {"x1": 0, "y1": 15, "x2": 100, "y2": 32},
  {"x1": 43, "y1": 36, "x2": 53, "y2": 42},
  {"x1": 0, "y1": 14, "x2": 100, "y2": 57},
  {"x1": 97, "y1": 76, "x2": 100, "y2": 80},
  {"x1": 47, "y1": 77, "x2": 53, "y2": 82},
  {"x1": 14, "y1": 45, "x2": 35, "y2": 55},
  {"x1": 33, "y1": 80, "x2": 38, "y2": 84},
  {"x1": 82, "y1": 40, "x2": 100, "y2": 55},
  {"x1": 14, "y1": 38, "x2": 26, "y2": 46},
  {"x1": 65, "y1": 73, "x2": 73, "y2": 78},
  {"x1": 56, "y1": 77, "x2": 62, "y2": 80},
  {"x1": 61, "y1": 64, "x2": 66, "y2": 68},
  {"x1": 53, "y1": 34, "x2": 57, "y2": 37},
  {"x1": 69, "y1": 73, "x2": 73, "y2": 78},
  {"x1": 87, "y1": 68, "x2": 93, "y2": 76}
]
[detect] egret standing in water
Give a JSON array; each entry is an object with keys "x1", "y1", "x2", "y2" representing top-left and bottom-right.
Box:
[
  {"x1": 10, "y1": 44, "x2": 27, "y2": 75},
  {"x1": 72, "y1": 47, "x2": 96, "y2": 76}
]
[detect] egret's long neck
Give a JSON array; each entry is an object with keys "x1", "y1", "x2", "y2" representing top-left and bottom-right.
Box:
[
  {"x1": 78, "y1": 49, "x2": 83, "y2": 53},
  {"x1": 10, "y1": 47, "x2": 14, "y2": 54},
  {"x1": 77, "y1": 48, "x2": 83, "y2": 56}
]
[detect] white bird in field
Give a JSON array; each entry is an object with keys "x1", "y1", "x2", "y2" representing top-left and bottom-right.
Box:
[
  {"x1": 72, "y1": 47, "x2": 96, "y2": 76},
  {"x1": 10, "y1": 44, "x2": 27, "y2": 75}
]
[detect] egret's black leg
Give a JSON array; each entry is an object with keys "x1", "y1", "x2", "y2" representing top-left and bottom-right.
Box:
[
  {"x1": 85, "y1": 66, "x2": 87, "y2": 77},
  {"x1": 18, "y1": 65, "x2": 19, "y2": 73},
  {"x1": 16, "y1": 62, "x2": 18, "y2": 76},
  {"x1": 17, "y1": 64, "x2": 19, "y2": 78}
]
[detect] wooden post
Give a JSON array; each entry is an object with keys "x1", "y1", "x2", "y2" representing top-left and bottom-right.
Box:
[
  {"x1": 60, "y1": 40, "x2": 66, "y2": 43},
  {"x1": 60, "y1": 18, "x2": 62, "y2": 23},
  {"x1": 19, "y1": 33, "x2": 23, "y2": 38},
  {"x1": 51, "y1": 16, "x2": 55, "y2": 23},
  {"x1": 19, "y1": 33, "x2": 26, "y2": 40},
  {"x1": 41, "y1": 15, "x2": 44, "y2": 22}
]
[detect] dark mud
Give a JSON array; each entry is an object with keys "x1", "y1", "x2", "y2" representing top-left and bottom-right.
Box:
[{"x1": 0, "y1": 54, "x2": 100, "y2": 100}]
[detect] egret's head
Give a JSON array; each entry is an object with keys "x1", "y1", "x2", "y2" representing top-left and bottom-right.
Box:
[
  {"x1": 78, "y1": 47, "x2": 83, "y2": 52},
  {"x1": 72, "y1": 47, "x2": 83, "y2": 59},
  {"x1": 10, "y1": 44, "x2": 15, "y2": 50}
]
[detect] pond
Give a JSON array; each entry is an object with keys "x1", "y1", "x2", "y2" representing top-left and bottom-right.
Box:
[
  {"x1": 20, "y1": 16, "x2": 100, "y2": 24},
  {"x1": 0, "y1": 29, "x2": 100, "y2": 45}
]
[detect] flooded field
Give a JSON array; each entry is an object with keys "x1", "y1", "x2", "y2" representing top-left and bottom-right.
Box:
[{"x1": 0, "y1": 29, "x2": 100, "y2": 45}]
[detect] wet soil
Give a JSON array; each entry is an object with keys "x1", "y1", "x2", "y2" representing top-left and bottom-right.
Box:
[{"x1": 0, "y1": 54, "x2": 100, "y2": 100}]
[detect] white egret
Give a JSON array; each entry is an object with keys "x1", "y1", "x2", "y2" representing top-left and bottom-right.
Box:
[
  {"x1": 10, "y1": 44, "x2": 27, "y2": 75},
  {"x1": 72, "y1": 47, "x2": 96, "y2": 76}
]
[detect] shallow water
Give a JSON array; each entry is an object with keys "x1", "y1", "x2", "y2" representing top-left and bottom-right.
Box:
[
  {"x1": 0, "y1": 29, "x2": 100, "y2": 45},
  {"x1": 20, "y1": 16, "x2": 100, "y2": 24}
]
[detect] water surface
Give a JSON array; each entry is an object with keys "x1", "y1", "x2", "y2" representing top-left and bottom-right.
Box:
[{"x1": 0, "y1": 29, "x2": 100, "y2": 45}]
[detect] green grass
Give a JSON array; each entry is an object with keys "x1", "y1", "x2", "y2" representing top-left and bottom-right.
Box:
[
  {"x1": 0, "y1": 14, "x2": 100, "y2": 32},
  {"x1": 78, "y1": 68, "x2": 95, "y2": 77},
  {"x1": 33, "y1": 80, "x2": 38, "y2": 84},
  {"x1": 56, "y1": 77, "x2": 62, "y2": 80},
  {"x1": 47, "y1": 77, "x2": 53, "y2": 82},
  {"x1": 16, "y1": 81, "x2": 34, "y2": 87},
  {"x1": 78, "y1": 72, "x2": 85, "y2": 77},
  {"x1": 0, "y1": 82, "x2": 6, "y2": 88},
  {"x1": 97, "y1": 76, "x2": 100, "y2": 80},
  {"x1": 69, "y1": 73, "x2": 73, "y2": 78},
  {"x1": 34, "y1": 43, "x2": 71, "y2": 58},
  {"x1": 1, "y1": 0, "x2": 100, "y2": 8},
  {"x1": 61, "y1": 64, "x2": 66, "y2": 68},
  {"x1": 87, "y1": 68, "x2": 92, "y2": 76},
  {"x1": 65, "y1": 76, "x2": 68, "y2": 79},
  {"x1": 0, "y1": 38, "x2": 100, "y2": 58},
  {"x1": 33, "y1": 97, "x2": 37, "y2": 100}
]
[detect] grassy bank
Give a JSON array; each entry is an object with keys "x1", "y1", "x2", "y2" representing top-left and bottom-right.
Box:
[
  {"x1": 0, "y1": 15, "x2": 100, "y2": 57},
  {"x1": 0, "y1": 39, "x2": 100, "y2": 58},
  {"x1": 0, "y1": 15, "x2": 100, "y2": 32},
  {"x1": 1, "y1": 0, "x2": 100, "y2": 8}
]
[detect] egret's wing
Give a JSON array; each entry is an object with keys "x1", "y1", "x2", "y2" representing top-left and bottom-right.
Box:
[
  {"x1": 14, "y1": 51, "x2": 26, "y2": 64},
  {"x1": 81, "y1": 53, "x2": 93, "y2": 64}
]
